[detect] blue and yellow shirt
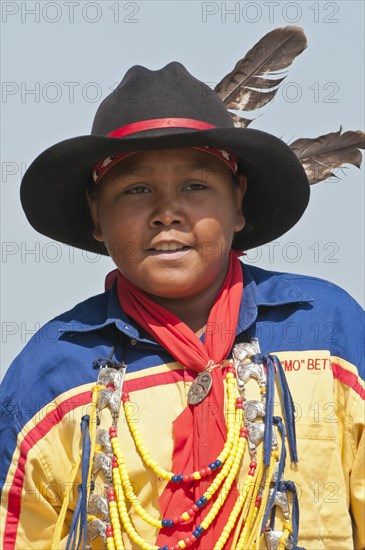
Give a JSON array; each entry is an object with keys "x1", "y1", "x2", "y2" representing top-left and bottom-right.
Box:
[{"x1": 1, "y1": 264, "x2": 364, "y2": 549}]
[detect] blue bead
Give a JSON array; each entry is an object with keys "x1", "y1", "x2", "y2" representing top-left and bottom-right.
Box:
[
  {"x1": 196, "y1": 525, "x2": 205, "y2": 533},
  {"x1": 209, "y1": 462, "x2": 217, "y2": 470},
  {"x1": 195, "y1": 498, "x2": 203, "y2": 508},
  {"x1": 192, "y1": 530, "x2": 201, "y2": 538},
  {"x1": 215, "y1": 460, "x2": 222, "y2": 468},
  {"x1": 171, "y1": 475, "x2": 178, "y2": 483},
  {"x1": 162, "y1": 519, "x2": 174, "y2": 527},
  {"x1": 176, "y1": 474, "x2": 183, "y2": 482},
  {"x1": 200, "y1": 496, "x2": 207, "y2": 504}
]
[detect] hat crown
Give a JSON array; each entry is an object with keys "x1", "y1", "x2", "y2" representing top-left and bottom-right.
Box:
[{"x1": 91, "y1": 62, "x2": 235, "y2": 136}]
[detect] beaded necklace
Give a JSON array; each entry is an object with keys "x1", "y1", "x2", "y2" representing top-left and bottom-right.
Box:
[{"x1": 58, "y1": 340, "x2": 302, "y2": 550}]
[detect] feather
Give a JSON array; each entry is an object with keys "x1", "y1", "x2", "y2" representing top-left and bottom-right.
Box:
[
  {"x1": 214, "y1": 26, "x2": 307, "y2": 111},
  {"x1": 229, "y1": 112, "x2": 253, "y2": 128},
  {"x1": 290, "y1": 128, "x2": 365, "y2": 184}
]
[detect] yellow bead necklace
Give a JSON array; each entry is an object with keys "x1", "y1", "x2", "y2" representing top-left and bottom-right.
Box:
[
  {"x1": 83, "y1": 347, "x2": 298, "y2": 550},
  {"x1": 101, "y1": 363, "x2": 278, "y2": 550}
]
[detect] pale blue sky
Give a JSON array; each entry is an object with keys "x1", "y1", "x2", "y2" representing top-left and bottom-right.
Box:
[{"x1": 1, "y1": 0, "x2": 364, "y2": 376}]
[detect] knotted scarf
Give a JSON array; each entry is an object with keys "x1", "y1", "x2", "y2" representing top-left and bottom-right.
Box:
[{"x1": 116, "y1": 252, "x2": 243, "y2": 549}]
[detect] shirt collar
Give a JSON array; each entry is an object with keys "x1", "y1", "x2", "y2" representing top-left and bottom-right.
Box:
[
  {"x1": 58, "y1": 262, "x2": 313, "y2": 340},
  {"x1": 238, "y1": 264, "x2": 313, "y2": 331},
  {"x1": 57, "y1": 284, "x2": 141, "y2": 339}
]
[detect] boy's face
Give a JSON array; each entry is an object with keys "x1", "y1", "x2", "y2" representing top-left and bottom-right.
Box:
[{"x1": 88, "y1": 148, "x2": 246, "y2": 300}]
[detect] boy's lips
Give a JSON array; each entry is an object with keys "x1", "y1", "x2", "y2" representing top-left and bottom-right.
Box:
[{"x1": 146, "y1": 240, "x2": 193, "y2": 258}]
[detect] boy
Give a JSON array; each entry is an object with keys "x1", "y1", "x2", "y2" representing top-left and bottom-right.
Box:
[{"x1": 1, "y1": 62, "x2": 364, "y2": 550}]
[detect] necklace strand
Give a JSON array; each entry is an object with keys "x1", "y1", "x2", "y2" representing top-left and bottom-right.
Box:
[{"x1": 120, "y1": 366, "x2": 238, "y2": 484}]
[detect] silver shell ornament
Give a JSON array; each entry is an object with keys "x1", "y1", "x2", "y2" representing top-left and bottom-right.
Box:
[
  {"x1": 92, "y1": 452, "x2": 112, "y2": 482},
  {"x1": 96, "y1": 428, "x2": 113, "y2": 454},
  {"x1": 264, "y1": 529, "x2": 294, "y2": 550},
  {"x1": 244, "y1": 399, "x2": 265, "y2": 422},
  {"x1": 87, "y1": 493, "x2": 110, "y2": 521},
  {"x1": 86, "y1": 517, "x2": 107, "y2": 543},
  {"x1": 97, "y1": 366, "x2": 126, "y2": 421}
]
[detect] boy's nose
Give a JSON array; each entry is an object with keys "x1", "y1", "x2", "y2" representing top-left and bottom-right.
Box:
[{"x1": 149, "y1": 194, "x2": 186, "y2": 227}]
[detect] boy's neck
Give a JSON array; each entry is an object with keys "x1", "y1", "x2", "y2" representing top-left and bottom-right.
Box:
[
  {"x1": 151, "y1": 295, "x2": 209, "y2": 334},
  {"x1": 146, "y1": 269, "x2": 229, "y2": 334}
]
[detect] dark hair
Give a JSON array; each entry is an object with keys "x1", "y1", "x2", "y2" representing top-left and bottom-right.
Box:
[{"x1": 86, "y1": 177, "x2": 99, "y2": 200}]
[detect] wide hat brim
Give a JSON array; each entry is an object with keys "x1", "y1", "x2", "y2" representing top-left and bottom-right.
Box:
[{"x1": 20, "y1": 125, "x2": 310, "y2": 254}]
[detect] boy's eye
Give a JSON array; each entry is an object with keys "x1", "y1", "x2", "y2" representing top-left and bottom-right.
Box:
[
  {"x1": 183, "y1": 182, "x2": 207, "y2": 191},
  {"x1": 125, "y1": 185, "x2": 150, "y2": 194}
]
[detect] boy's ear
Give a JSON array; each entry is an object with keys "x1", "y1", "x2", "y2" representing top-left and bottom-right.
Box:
[
  {"x1": 86, "y1": 193, "x2": 104, "y2": 242},
  {"x1": 234, "y1": 174, "x2": 247, "y2": 233}
]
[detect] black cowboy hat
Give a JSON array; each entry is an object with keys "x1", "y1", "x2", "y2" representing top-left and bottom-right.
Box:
[{"x1": 20, "y1": 62, "x2": 309, "y2": 254}]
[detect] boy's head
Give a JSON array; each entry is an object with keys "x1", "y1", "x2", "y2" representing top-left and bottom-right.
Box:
[
  {"x1": 87, "y1": 147, "x2": 246, "y2": 299},
  {"x1": 20, "y1": 62, "x2": 309, "y2": 258}
]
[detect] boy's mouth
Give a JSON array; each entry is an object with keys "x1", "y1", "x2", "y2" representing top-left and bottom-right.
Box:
[
  {"x1": 152, "y1": 243, "x2": 186, "y2": 252},
  {"x1": 147, "y1": 241, "x2": 192, "y2": 256}
]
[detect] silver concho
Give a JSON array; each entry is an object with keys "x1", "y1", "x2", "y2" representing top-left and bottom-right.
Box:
[
  {"x1": 232, "y1": 341, "x2": 265, "y2": 395},
  {"x1": 188, "y1": 371, "x2": 213, "y2": 405},
  {"x1": 96, "y1": 429, "x2": 112, "y2": 454},
  {"x1": 236, "y1": 360, "x2": 265, "y2": 386},
  {"x1": 97, "y1": 388, "x2": 121, "y2": 419},
  {"x1": 244, "y1": 399, "x2": 265, "y2": 422},
  {"x1": 247, "y1": 421, "x2": 278, "y2": 454},
  {"x1": 86, "y1": 517, "x2": 106, "y2": 543},
  {"x1": 97, "y1": 366, "x2": 126, "y2": 421},
  {"x1": 232, "y1": 340, "x2": 260, "y2": 363},
  {"x1": 247, "y1": 421, "x2": 265, "y2": 446},
  {"x1": 92, "y1": 452, "x2": 112, "y2": 482},
  {"x1": 264, "y1": 529, "x2": 294, "y2": 550},
  {"x1": 97, "y1": 367, "x2": 125, "y2": 391},
  {"x1": 87, "y1": 494, "x2": 109, "y2": 521},
  {"x1": 270, "y1": 489, "x2": 290, "y2": 519}
]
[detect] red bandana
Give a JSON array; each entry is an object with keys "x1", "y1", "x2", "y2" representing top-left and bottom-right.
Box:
[{"x1": 116, "y1": 252, "x2": 244, "y2": 549}]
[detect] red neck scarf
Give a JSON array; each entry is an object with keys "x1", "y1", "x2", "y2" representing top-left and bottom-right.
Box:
[{"x1": 116, "y1": 252, "x2": 243, "y2": 549}]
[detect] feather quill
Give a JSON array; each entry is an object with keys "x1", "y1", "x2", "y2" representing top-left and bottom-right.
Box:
[
  {"x1": 290, "y1": 128, "x2": 365, "y2": 184},
  {"x1": 214, "y1": 26, "x2": 307, "y2": 111},
  {"x1": 229, "y1": 113, "x2": 253, "y2": 128}
]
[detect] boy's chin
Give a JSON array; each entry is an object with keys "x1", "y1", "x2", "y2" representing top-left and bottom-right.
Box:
[
  {"x1": 137, "y1": 273, "x2": 223, "y2": 302},
  {"x1": 117, "y1": 252, "x2": 231, "y2": 299},
  {"x1": 141, "y1": 281, "x2": 202, "y2": 301}
]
